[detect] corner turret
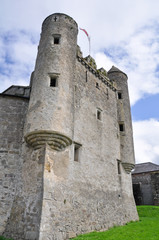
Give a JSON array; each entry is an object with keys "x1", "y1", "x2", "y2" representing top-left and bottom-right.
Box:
[
  {"x1": 108, "y1": 65, "x2": 135, "y2": 173},
  {"x1": 24, "y1": 13, "x2": 78, "y2": 150}
]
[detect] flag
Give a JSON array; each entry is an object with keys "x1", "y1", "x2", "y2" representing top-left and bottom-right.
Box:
[
  {"x1": 79, "y1": 28, "x2": 91, "y2": 54},
  {"x1": 79, "y1": 28, "x2": 90, "y2": 41}
]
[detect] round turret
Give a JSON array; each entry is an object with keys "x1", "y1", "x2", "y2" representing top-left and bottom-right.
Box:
[
  {"x1": 108, "y1": 65, "x2": 135, "y2": 173},
  {"x1": 108, "y1": 65, "x2": 127, "y2": 80},
  {"x1": 24, "y1": 13, "x2": 78, "y2": 150}
]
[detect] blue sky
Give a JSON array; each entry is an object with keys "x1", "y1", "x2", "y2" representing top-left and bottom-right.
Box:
[
  {"x1": 132, "y1": 94, "x2": 159, "y2": 121},
  {"x1": 1, "y1": 0, "x2": 159, "y2": 164}
]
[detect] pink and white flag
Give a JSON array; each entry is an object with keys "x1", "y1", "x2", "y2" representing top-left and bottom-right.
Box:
[{"x1": 79, "y1": 28, "x2": 91, "y2": 54}]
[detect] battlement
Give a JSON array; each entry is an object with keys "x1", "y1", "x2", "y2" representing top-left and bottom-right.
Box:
[{"x1": 76, "y1": 47, "x2": 116, "y2": 92}]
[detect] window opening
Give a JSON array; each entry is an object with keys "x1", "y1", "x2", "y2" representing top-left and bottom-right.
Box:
[
  {"x1": 119, "y1": 123, "x2": 124, "y2": 132},
  {"x1": 74, "y1": 144, "x2": 81, "y2": 162},
  {"x1": 97, "y1": 109, "x2": 102, "y2": 121},
  {"x1": 86, "y1": 71, "x2": 88, "y2": 82},
  {"x1": 105, "y1": 88, "x2": 109, "y2": 99},
  {"x1": 54, "y1": 37, "x2": 60, "y2": 44},
  {"x1": 50, "y1": 77, "x2": 57, "y2": 87},
  {"x1": 96, "y1": 82, "x2": 99, "y2": 89},
  {"x1": 118, "y1": 92, "x2": 122, "y2": 99},
  {"x1": 117, "y1": 160, "x2": 121, "y2": 174},
  {"x1": 53, "y1": 34, "x2": 61, "y2": 45}
]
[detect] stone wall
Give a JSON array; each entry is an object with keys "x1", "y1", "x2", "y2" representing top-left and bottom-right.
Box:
[
  {"x1": 4, "y1": 146, "x2": 45, "y2": 240},
  {"x1": 132, "y1": 171, "x2": 159, "y2": 205},
  {"x1": 0, "y1": 95, "x2": 28, "y2": 233},
  {"x1": 151, "y1": 172, "x2": 159, "y2": 205},
  {"x1": 37, "y1": 55, "x2": 138, "y2": 240}
]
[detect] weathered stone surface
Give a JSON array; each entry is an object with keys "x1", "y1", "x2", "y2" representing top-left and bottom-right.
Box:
[
  {"x1": 132, "y1": 163, "x2": 159, "y2": 205},
  {"x1": 0, "y1": 13, "x2": 138, "y2": 240},
  {"x1": 0, "y1": 96, "x2": 28, "y2": 234}
]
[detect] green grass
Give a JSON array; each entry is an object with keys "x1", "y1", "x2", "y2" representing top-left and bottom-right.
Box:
[
  {"x1": 72, "y1": 206, "x2": 159, "y2": 240},
  {"x1": 0, "y1": 237, "x2": 13, "y2": 240}
]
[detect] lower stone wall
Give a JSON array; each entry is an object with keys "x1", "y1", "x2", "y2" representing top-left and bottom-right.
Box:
[
  {"x1": 4, "y1": 146, "x2": 45, "y2": 240},
  {"x1": 2, "y1": 143, "x2": 138, "y2": 240},
  {"x1": 39, "y1": 146, "x2": 138, "y2": 240},
  {"x1": 0, "y1": 96, "x2": 28, "y2": 234}
]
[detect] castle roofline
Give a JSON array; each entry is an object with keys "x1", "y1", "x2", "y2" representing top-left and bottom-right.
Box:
[
  {"x1": 1, "y1": 85, "x2": 30, "y2": 99},
  {"x1": 108, "y1": 66, "x2": 127, "y2": 78},
  {"x1": 42, "y1": 13, "x2": 78, "y2": 28},
  {"x1": 132, "y1": 162, "x2": 159, "y2": 174}
]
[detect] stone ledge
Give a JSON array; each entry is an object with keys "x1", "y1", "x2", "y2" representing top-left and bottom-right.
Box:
[
  {"x1": 25, "y1": 130, "x2": 72, "y2": 151},
  {"x1": 122, "y1": 162, "x2": 135, "y2": 174}
]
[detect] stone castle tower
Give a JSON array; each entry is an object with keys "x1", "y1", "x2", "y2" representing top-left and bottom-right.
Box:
[{"x1": 0, "y1": 13, "x2": 138, "y2": 240}]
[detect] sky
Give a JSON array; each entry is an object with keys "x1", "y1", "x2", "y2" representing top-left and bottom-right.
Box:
[{"x1": 0, "y1": 0, "x2": 159, "y2": 165}]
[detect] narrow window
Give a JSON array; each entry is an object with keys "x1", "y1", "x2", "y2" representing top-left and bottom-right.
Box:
[
  {"x1": 86, "y1": 71, "x2": 88, "y2": 82},
  {"x1": 74, "y1": 144, "x2": 81, "y2": 162},
  {"x1": 50, "y1": 77, "x2": 57, "y2": 87},
  {"x1": 117, "y1": 160, "x2": 121, "y2": 174},
  {"x1": 97, "y1": 109, "x2": 102, "y2": 121},
  {"x1": 96, "y1": 82, "x2": 99, "y2": 89},
  {"x1": 119, "y1": 123, "x2": 124, "y2": 132},
  {"x1": 105, "y1": 88, "x2": 109, "y2": 99},
  {"x1": 118, "y1": 92, "x2": 122, "y2": 99}
]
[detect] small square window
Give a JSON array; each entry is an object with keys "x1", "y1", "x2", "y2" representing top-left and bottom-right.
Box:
[
  {"x1": 54, "y1": 37, "x2": 60, "y2": 44},
  {"x1": 118, "y1": 92, "x2": 122, "y2": 99},
  {"x1": 119, "y1": 123, "x2": 124, "y2": 132},
  {"x1": 50, "y1": 77, "x2": 57, "y2": 87},
  {"x1": 97, "y1": 109, "x2": 102, "y2": 121},
  {"x1": 53, "y1": 34, "x2": 61, "y2": 45}
]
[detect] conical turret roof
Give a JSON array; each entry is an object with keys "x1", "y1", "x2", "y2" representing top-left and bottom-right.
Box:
[{"x1": 108, "y1": 66, "x2": 127, "y2": 77}]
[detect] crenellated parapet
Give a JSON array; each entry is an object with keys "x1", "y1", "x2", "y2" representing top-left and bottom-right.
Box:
[{"x1": 76, "y1": 48, "x2": 116, "y2": 92}]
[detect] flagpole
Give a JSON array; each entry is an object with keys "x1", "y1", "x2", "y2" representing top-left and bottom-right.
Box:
[{"x1": 89, "y1": 36, "x2": 91, "y2": 55}]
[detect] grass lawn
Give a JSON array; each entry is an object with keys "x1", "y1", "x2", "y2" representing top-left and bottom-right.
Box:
[
  {"x1": 0, "y1": 237, "x2": 13, "y2": 240},
  {"x1": 72, "y1": 206, "x2": 159, "y2": 240}
]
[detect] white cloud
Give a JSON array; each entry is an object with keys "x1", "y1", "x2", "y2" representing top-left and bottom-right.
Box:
[
  {"x1": 0, "y1": 31, "x2": 37, "y2": 92},
  {"x1": 133, "y1": 119, "x2": 159, "y2": 165},
  {"x1": 95, "y1": 22, "x2": 159, "y2": 105},
  {"x1": 95, "y1": 52, "x2": 115, "y2": 71}
]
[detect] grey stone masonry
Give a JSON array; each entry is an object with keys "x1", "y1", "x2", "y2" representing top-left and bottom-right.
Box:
[
  {"x1": 0, "y1": 13, "x2": 138, "y2": 240},
  {"x1": 0, "y1": 95, "x2": 29, "y2": 234}
]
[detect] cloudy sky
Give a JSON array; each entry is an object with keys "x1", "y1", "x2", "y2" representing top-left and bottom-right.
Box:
[{"x1": 1, "y1": 0, "x2": 159, "y2": 165}]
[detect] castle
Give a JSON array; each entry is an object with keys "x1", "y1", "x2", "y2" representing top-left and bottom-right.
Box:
[{"x1": 0, "y1": 13, "x2": 138, "y2": 240}]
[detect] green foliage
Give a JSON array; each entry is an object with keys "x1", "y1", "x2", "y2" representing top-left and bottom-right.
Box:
[
  {"x1": 72, "y1": 206, "x2": 159, "y2": 240},
  {"x1": 0, "y1": 237, "x2": 13, "y2": 240}
]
